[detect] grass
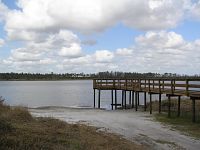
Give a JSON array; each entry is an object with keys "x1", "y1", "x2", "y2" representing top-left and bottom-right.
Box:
[
  {"x1": 150, "y1": 99, "x2": 200, "y2": 139},
  {"x1": 0, "y1": 98, "x2": 144, "y2": 150}
]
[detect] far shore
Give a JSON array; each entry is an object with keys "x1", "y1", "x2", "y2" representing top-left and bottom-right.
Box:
[{"x1": 0, "y1": 78, "x2": 92, "y2": 81}]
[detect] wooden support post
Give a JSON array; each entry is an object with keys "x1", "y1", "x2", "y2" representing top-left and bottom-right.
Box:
[
  {"x1": 192, "y1": 98, "x2": 196, "y2": 123},
  {"x1": 94, "y1": 89, "x2": 96, "y2": 108},
  {"x1": 115, "y1": 90, "x2": 117, "y2": 110},
  {"x1": 129, "y1": 91, "x2": 131, "y2": 105},
  {"x1": 135, "y1": 92, "x2": 138, "y2": 111},
  {"x1": 132, "y1": 91, "x2": 134, "y2": 108},
  {"x1": 150, "y1": 93, "x2": 152, "y2": 114},
  {"x1": 144, "y1": 92, "x2": 147, "y2": 111},
  {"x1": 111, "y1": 90, "x2": 114, "y2": 110},
  {"x1": 98, "y1": 90, "x2": 101, "y2": 109},
  {"x1": 138, "y1": 92, "x2": 140, "y2": 106},
  {"x1": 121, "y1": 90, "x2": 124, "y2": 108},
  {"x1": 125, "y1": 90, "x2": 127, "y2": 109},
  {"x1": 159, "y1": 93, "x2": 161, "y2": 114},
  {"x1": 177, "y1": 96, "x2": 180, "y2": 117},
  {"x1": 168, "y1": 95, "x2": 171, "y2": 117}
]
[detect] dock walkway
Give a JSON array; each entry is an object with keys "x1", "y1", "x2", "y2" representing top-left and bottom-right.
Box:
[{"x1": 93, "y1": 78, "x2": 200, "y2": 122}]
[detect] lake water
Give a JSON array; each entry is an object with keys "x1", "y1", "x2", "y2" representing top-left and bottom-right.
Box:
[{"x1": 0, "y1": 80, "x2": 165, "y2": 109}]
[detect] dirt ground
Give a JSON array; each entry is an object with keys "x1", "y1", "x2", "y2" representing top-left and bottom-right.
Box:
[{"x1": 30, "y1": 108, "x2": 200, "y2": 150}]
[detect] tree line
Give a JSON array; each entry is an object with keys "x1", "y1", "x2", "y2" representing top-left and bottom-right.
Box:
[{"x1": 0, "y1": 72, "x2": 199, "y2": 80}]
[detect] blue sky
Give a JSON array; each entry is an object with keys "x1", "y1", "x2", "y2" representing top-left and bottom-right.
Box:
[{"x1": 0, "y1": 0, "x2": 200, "y2": 74}]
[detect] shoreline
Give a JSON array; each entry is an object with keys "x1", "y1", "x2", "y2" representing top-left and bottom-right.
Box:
[{"x1": 29, "y1": 107, "x2": 200, "y2": 150}]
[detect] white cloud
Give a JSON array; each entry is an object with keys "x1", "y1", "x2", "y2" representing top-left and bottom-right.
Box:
[
  {"x1": 39, "y1": 58, "x2": 56, "y2": 65},
  {"x1": 58, "y1": 43, "x2": 82, "y2": 58},
  {"x1": 10, "y1": 48, "x2": 42, "y2": 62},
  {"x1": 2, "y1": 31, "x2": 200, "y2": 74},
  {"x1": 114, "y1": 31, "x2": 200, "y2": 74},
  {"x1": 135, "y1": 31, "x2": 185, "y2": 49},
  {"x1": 95, "y1": 50, "x2": 114, "y2": 63},
  {"x1": 3, "y1": 0, "x2": 188, "y2": 40},
  {"x1": 1, "y1": 0, "x2": 200, "y2": 74},
  {"x1": 116, "y1": 48, "x2": 133, "y2": 56}
]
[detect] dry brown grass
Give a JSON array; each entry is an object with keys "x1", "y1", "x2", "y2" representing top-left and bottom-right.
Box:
[{"x1": 0, "y1": 99, "x2": 144, "y2": 150}]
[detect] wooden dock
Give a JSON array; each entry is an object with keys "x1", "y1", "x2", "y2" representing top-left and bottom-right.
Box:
[{"x1": 93, "y1": 78, "x2": 200, "y2": 122}]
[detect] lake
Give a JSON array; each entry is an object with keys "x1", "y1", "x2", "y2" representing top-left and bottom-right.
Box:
[
  {"x1": 0, "y1": 80, "x2": 114, "y2": 109},
  {"x1": 0, "y1": 80, "x2": 164, "y2": 109}
]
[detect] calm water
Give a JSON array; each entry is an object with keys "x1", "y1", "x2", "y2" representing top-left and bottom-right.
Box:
[
  {"x1": 0, "y1": 80, "x2": 170, "y2": 109},
  {"x1": 0, "y1": 80, "x2": 116, "y2": 109}
]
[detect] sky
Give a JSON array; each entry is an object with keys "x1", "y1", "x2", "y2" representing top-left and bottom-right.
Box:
[{"x1": 0, "y1": 0, "x2": 200, "y2": 74}]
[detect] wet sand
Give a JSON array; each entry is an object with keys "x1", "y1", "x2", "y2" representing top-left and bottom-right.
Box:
[{"x1": 30, "y1": 107, "x2": 200, "y2": 150}]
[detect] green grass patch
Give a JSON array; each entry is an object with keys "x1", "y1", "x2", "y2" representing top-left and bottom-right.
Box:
[
  {"x1": 149, "y1": 99, "x2": 200, "y2": 139},
  {"x1": 154, "y1": 113, "x2": 200, "y2": 139}
]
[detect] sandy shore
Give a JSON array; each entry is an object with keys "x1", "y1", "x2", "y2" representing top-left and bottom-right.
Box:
[{"x1": 30, "y1": 107, "x2": 200, "y2": 150}]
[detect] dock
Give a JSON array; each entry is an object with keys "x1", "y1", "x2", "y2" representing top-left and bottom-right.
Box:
[{"x1": 93, "y1": 78, "x2": 200, "y2": 122}]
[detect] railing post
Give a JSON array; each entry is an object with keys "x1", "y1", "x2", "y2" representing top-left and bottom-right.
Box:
[
  {"x1": 162, "y1": 80, "x2": 164, "y2": 91},
  {"x1": 113, "y1": 79, "x2": 115, "y2": 89},
  {"x1": 139, "y1": 79, "x2": 141, "y2": 91},
  {"x1": 93, "y1": 79, "x2": 96, "y2": 89},
  {"x1": 125, "y1": 79, "x2": 128, "y2": 90},
  {"x1": 159, "y1": 79, "x2": 161, "y2": 93},
  {"x1": 153, "y1": 79, "x2": 155, "y2": 90},
  {"x1": 148, "y1": 79, "x2": 150, "y2": 92},
  {"x1": 171, "y1": 79, "x2": 174, "y2": 95}
]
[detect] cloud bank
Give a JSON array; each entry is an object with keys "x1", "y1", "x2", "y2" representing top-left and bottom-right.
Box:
[{"x1": 0, "y1": 0, "x2": 200, "y2": 74}]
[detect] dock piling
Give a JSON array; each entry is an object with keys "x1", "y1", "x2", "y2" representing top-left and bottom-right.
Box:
[
  {"x1": 115, "y1": 90, "x2": 117, "y2": 109},
  {"x1": 168, "y1": 95, "x2": 171, "y2": 117},
  {"x1": 144, "y1": 92, "x2": 147, "y2": 111},
  {"x1": 150, "y1": 93, "x2": 152, "y2": 114},
  {"x1": 132, "y1": 91, "x2": 134, "y2": 108},
  {"x1": 98, "y1": 90, "x2": 101, "y2": 109},
  {"x1": 94, "y1": 89, "x2": 95, "y2": 108},
  {"x1": 111, "y1": 90, "x2": 114, "y2": 110},
  {"x1": 159, "y1": 93, "x2": 161, "y2": 114},
  {"x1": 177, "y1": 96, "x2": 181, "y2": 117},
  {"x1": 192, "y1": 98, "x2": 196, "y2": 122}
]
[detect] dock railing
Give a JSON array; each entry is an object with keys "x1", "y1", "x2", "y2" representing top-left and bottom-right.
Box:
[{"x1": 93, "y1": 78, "x2": 200, "y2": 98}]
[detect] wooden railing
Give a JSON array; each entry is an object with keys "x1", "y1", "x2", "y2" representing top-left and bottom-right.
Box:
[{"x1": 93, "y1": 78, "x2": 200, "y2": 98}]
